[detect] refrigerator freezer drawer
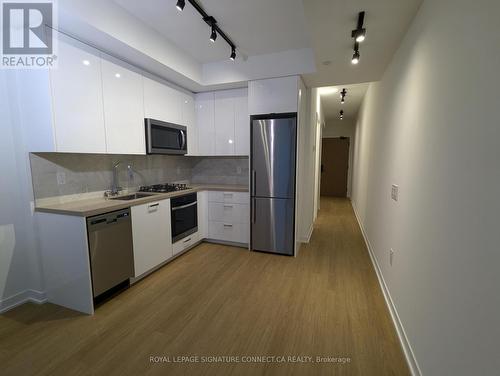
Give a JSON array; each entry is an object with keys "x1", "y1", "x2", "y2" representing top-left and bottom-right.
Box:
[{"x1": 251, "y1": 197, "x2": 294, "y2": 255}]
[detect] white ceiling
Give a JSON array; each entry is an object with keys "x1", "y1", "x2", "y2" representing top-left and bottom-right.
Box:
[
  {"x1": 302, "y1": 0, "x2": 422, "y2": 87},
  {"x1": 320, "y1": 83, "x2": 369, "y2": 122},
  {"x1": 114, "y1": 0, "x2": 311, "y2": 63},
  {"x1": 67, "y1": 0, "x2": 423, "y2": 91}
]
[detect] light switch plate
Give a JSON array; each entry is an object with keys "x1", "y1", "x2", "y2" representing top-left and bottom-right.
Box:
[
  {"x1": 390, "y1": 248, "x2": 395, "y2": 266},
  {"x1": 391, "y1": 184, "x2": 399, "y2": 201}
]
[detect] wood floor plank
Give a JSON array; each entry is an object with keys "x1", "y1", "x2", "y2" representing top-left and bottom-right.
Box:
[{"x1": 0, "y1": 198, "x2": 409, "y2": 376}]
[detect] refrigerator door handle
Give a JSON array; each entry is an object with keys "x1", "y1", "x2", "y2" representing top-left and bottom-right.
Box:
[
  {"x1": 252, "y1": 170, "x2": 256, "y2": 196},
  {"x1": 252, "y1": 198, "x2": 256, "y2": 223}
]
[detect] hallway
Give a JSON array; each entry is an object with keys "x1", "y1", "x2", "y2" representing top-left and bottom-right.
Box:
[{"x1": 0, "y1": 198, "x2": 408, "y2": 376}]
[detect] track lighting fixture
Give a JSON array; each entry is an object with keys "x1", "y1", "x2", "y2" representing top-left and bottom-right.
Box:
[
  {"x1": 178, "y1": 0, "x2": 237, "y2": 61},
  {"x1": 176, "y1": 0, "x2": 185, "y2": 11},
  {"x1": 210, "y1": 26, "x2": 217, "y2": 43},
  {"x1": 340, "y1": 110, "x2": 344, "y2": 120},
  {"x1": 351, "y1": 42, "x2": 360, "y2": 64},
  {"x1": 352, "y1": 11, "x2": 366, "y2": 43},
  {"x1": 340, "y1": 88, "x2": 347, "y2": 104},
  {"x1": 350, "y1": 11, "x2": 365, "y2": 64}
]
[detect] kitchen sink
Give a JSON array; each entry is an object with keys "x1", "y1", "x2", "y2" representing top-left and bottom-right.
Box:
[{"x1": 109, "y1": 193, "x2": 156, "y2": 201}]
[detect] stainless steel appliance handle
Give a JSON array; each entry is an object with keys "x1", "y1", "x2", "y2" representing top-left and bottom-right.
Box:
[
  {"x1": 172, "y1": 201, "x2": 197, "y2": 211},
  {"x1": 252, "y1": 170, "x2": 256, "y2": 196},
  {"x1": 180, "y1": 130, "x2": 186, "y2": 150},
  {"x1": 183, "y1": 237, "x2": 192, "y2": 243}
]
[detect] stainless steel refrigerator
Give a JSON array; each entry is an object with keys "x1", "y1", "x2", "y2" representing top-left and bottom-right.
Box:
[{"x1": 250, "y1": 113, "x2": 297, "y2": 256}]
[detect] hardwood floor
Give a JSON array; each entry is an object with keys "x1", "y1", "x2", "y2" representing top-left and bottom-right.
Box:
[{"x1": 0, "y1": 198, "x2": 409, "y2": 376}]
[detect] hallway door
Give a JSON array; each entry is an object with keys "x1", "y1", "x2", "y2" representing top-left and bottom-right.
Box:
[{"x1": 321, "y1": 137, "x2": 349, "y2": 197}]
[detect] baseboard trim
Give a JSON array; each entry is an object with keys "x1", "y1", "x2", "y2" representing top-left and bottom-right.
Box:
[
  {"x1": 299, "y1": 223, "x2": 314, "y2": 243},
  {"x1": 351, "y1": 201, "x2": 422, "y2": 376},
  {"x1": 0, "y1": 289, "x2": 47, "y2": 314}
]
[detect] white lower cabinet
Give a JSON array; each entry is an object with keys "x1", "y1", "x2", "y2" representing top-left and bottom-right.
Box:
[
  {"x1": 208, "y1": 222, "x2": 249, "y2": 244},
  {"x1": 209, "y1": 202, "x2": 249, "y2": 224},
  {"x1": 197, "y1": 191, "x2": 209, "y2": 239},
  {"x1": 173, "y1": 232, "x2": 199, "y2": 256},
  {"x1": 208, "y1": 191, "x2": 249, "y2": 205},
  {"x1": 207, "y1": 191, "x2": 250, "y2": 245},
  {"x1": 131, "y1": 199, "x2": 172, "y2": 277}
]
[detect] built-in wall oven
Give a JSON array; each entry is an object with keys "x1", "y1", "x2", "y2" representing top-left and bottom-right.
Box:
[
  {"x1": 145, "y1": 118, "x2": 187, "y2": 155},
  {"x1": 171, "y1": 193, "x2": 198, "y2": 243}
]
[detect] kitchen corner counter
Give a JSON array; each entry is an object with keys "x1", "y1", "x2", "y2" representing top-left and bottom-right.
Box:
[{"x1": 35, "y1": 184, "x2": 249, "y2": 217}]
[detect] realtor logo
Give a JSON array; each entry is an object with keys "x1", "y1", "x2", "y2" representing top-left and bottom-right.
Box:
[{"x1": 1, "y1": 0, "x2": 57, "y2": 68}]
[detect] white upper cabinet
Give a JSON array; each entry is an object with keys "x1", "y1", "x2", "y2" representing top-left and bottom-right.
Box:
[
  {"x1": 214, "y1": 90, "x2": 236, "y2": 155},
  {"x1": 143, "y1": 76, "x2": 182, "y2": 124},
  {"x1": 181, "y1": 93, "x2": 198, "y2": 156},
  {"x1": 49, "y1": 32, "x2": 106, "y2": 153},
  {"x1": 196, "y1": 92, "x2": 216, "y2": 156},
  {"x1": 19, "y1": 31, "x2": 196, "y2": 155},
  {"x1": 233, "y1": 88, "x2": 249, "y2": 156},
  {"x1": 248, "y1": 76, "x2": 299, "y2": 115},
  {"x1": 195, "y1": 89, "x2": 249, "y2": 156},
  {"x1": 101, "y1": 55, "x2": 145, "y2": 155}
]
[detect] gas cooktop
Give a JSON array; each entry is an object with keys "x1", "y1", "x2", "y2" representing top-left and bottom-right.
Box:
[{"x1": 138, "y1": 183, "x2": 191, "y2": 193}]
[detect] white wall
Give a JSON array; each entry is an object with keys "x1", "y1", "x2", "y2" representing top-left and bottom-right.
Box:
[
  {"x1": 323, "y1": 119, "x2": 355, "y2": 197},
  {"x1": 0, "y1": 72, "x2": 45, "y2": 312},
  {"x1": 296, "y1": 79, "x2": 316, "y2": 243},
  {"x1": 310, "y1": 88, "x2": 324, "y2": 218},
  {"x1": 351, "y1": 0, "x2": 500, "y2": 374}
]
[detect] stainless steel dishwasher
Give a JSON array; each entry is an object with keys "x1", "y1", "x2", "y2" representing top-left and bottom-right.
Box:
[{"x1": 87, "y1": 208, "x2": 134, "y2": 299}]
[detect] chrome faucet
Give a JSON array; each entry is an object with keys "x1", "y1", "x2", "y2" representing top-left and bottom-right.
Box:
[
  {"x1": 105, "y1": 161, "x2": 133, "y2": 197},
  {"x1": 111, "y1": 161, "x2": 123, "y2": 195}
]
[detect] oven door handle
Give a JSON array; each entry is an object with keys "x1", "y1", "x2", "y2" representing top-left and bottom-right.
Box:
[{"x1": 171, "y1": 201, "x2": 197, "y2": 211}]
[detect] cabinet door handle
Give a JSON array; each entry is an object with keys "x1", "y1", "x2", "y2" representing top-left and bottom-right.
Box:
[
  {"x1": 148, "y1": 203, "x2": 160, "y2": 211},
  {"x1": 223, "y1": 223, "x2": 233, "y2": 227},
  {"x1": 183, "y1": 237, "x2": 192, "y2": 243},
  {"x1": 223, "y1": 193, "x2": 233, "y2": 197},
  {"x1": 223, "y1": 205, "x2": 233, "y2": 208}
]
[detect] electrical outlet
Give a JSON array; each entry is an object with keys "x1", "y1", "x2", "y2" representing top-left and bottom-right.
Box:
[
  {"x1": 56, "y1": 172, "x2": 66, "y2": 185},
  {"x1": 391, "y1": 184, "x2": 399, "y2": 201},
  {"x1": 390, "y1": 248, "x2": 395, "y2": 266},
  {"x1": 237, "y1": 166, "x2": 242, "y2": 174}
]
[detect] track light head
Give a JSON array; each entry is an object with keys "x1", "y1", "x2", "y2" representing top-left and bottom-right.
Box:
[
  {"x1": 352, "y1": 43, "x2": 360, "y2": 64},
  {"x1": 340, "y1": 110, "x2": 344, "y2": 120},
  {"x1": 176, "y1": 0, "x2": 185, "y2": 11},
  {"x1": 353, "y1": 28, "x2": 366, "y2": 43},
  {"x1": 230, "y1": 47, "x2": 236, "y2": 61},
  {"x1": 340, "y1": 88, "x2": 347, "y2": 103},
  {"x1": 351, "y1": 11, "x2": 366, "y2": 42},
  {"x1": 210, "y1": 26, "x2": 217, "y2": 43},
  {"x1": 352, "y1": 50, "x2": 360, "y2": 65}
]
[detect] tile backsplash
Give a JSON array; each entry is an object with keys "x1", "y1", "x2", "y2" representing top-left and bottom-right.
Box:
[{"x1": 30, "y1": 153, "x2": 249, "y2": 200}]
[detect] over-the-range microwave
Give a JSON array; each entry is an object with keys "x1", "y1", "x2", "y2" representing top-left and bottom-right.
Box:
[{"x1": 145, "y1": 118, "x2": 187, "y2": 155}]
